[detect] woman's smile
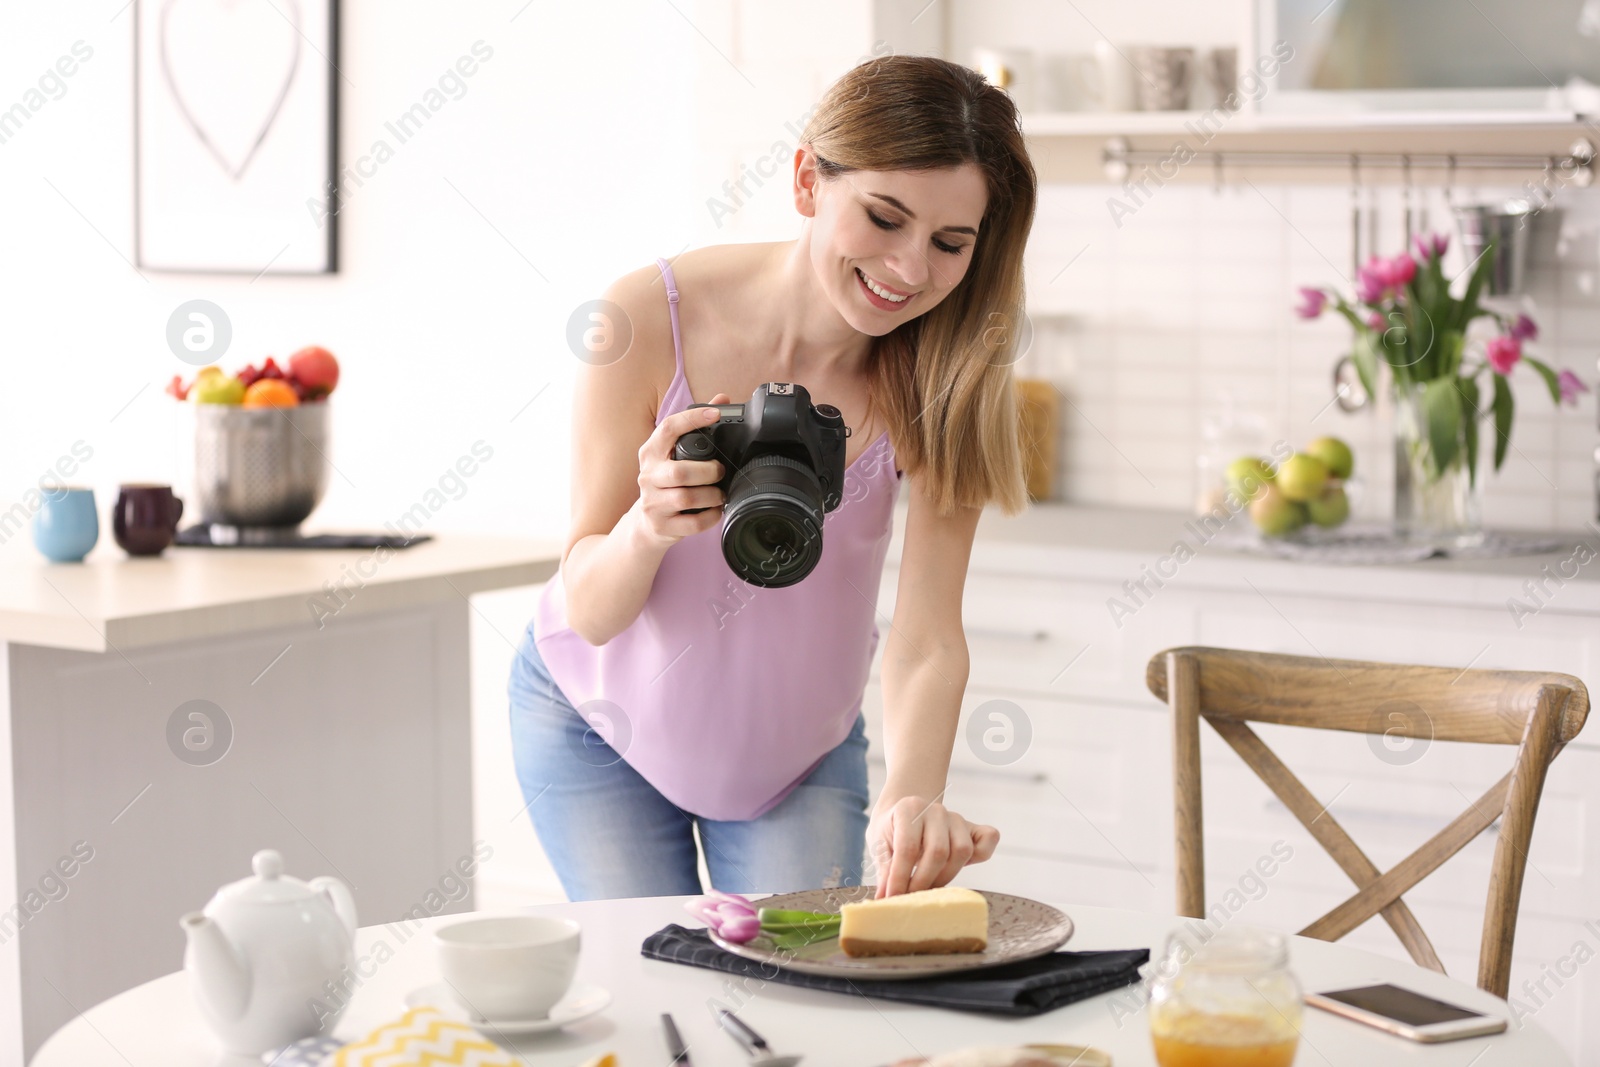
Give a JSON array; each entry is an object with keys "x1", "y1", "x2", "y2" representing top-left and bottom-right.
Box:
[{"x1": 855, "y1": 266, "x2": 914, "y2": 310}]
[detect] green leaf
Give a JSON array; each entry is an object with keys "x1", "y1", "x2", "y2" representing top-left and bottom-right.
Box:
[
  {"x1": 1350, "y1": 333, "x2": 1379, "y2": 400},
  {"x1": 1492, "y1": 372, "x2": 1515, "y2": 471},
  {"x1": 1423, "y1": 377, "x2": 1461, "y2": 473},
  {"x1": 1459, "y1": 240, "x2": 1497, "y2": 328},
  {"x1": 1522, "y1": 355, "x2": 1563, "y2": 405},
  {"x1": 1456, "y1": 376, "x2": 1481, "y2": 489}
]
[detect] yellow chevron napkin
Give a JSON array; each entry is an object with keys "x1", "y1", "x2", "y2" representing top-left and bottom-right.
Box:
[
  {"x1": 330, "y1": 1008, "x2": 514, "y2": 1066},
  {"x1": 327, "y1": 1007, "x2": 616, "y2": 1067}
]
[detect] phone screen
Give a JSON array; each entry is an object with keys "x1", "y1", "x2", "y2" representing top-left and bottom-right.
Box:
[{"x1": 1319, "y1": 984, "x2": 1486, "y2": 1026}]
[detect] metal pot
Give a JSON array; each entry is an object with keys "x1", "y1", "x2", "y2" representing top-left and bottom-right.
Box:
[
  {"x1": 1453, "y1": 199, "x2": 1537, "y2": 297},
  {"x1": 192, "y1": 403, "x2": 330, "y2": 528}
]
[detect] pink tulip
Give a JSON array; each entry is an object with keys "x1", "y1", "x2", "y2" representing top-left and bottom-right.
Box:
[
  {"x1": 1412, "y1": 232, "x2": 1449, "y2": 261},
  {"x1": 1388, "y1": 254, "x2": 1417, "y2": 286},
  {"x1": 1558, "y1": 368, "x2": 1589, "y2": 405},
  {"x1": 1367, "y1": 312, "x2": 1386, "y2": 331},
  {"x1": 1295, "y1": 287, "x2": 1327, "y2": 319},
  {"x1": 1486, "y1": 335, "x2": 1522, "y2": 375},
  {"x1": 1510, "y1": 313, "x2": 1539, "y2": 342},
  {"x1": 1357, "y1": 264, "x2": 1387, "y2": 305}
]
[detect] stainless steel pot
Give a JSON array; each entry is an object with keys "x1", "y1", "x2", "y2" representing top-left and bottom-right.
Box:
[
  {"x1": 1453, "y1": 199, "x2": 1536, "y2": 296},
  {"x1": 192, "y1": 403, "x2": 330, "y2": 528}
]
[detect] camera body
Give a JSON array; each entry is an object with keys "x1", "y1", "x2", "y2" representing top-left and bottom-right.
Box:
[{"x1": 672, "y1": 382, "x2": 851, "y2": 587}]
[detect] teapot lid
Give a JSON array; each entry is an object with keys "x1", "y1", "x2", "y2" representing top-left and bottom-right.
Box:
[{"x1": 214, "y1": 850, "x2": 319, "y2": 905}]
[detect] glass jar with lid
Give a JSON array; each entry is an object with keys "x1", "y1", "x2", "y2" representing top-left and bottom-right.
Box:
[{"x1": 1146, "y1": 925, "x2": 1303, "y2": 1067}]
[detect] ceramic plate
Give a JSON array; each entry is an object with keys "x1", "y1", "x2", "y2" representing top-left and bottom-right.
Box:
[
  {"x1": 403, "y1": 981, "x2": 611, "y2": 1034},
  {"x1": 707, "y1": 886, "x2": 1073, "y2": 980}
]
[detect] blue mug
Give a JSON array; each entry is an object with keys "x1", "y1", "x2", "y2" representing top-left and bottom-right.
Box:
[{"x1": 33, "y1": 486, "x2": 99, "y2": 562}]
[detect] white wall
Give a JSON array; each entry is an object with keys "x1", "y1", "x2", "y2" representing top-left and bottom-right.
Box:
[{"x1": 0, "y1": 0, "x2": 702, "y2": 547}]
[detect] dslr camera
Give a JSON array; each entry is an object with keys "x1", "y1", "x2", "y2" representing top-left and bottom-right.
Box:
[{"x1": 673, "y1": 382, "x2": 850, "y2": 588}]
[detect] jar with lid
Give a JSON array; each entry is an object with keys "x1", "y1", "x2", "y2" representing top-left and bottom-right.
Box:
[{"x1": 1146, "y1": 925, "x2": 1303, "y2": 1067}]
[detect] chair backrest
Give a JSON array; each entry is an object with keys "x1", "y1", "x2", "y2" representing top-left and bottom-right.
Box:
[{"x1": 1145, "y1": 646, "x2": 1589, "y2": 997}]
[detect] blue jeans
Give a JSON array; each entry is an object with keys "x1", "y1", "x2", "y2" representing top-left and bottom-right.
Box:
[{"x1": 507, "y1": 622, "x2": 870, "y2": 901}]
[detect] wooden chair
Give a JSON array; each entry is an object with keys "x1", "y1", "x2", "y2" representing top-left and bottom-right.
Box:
[{"x1": 1145, "y1": 646, "x2": 1590, "y2": 998}]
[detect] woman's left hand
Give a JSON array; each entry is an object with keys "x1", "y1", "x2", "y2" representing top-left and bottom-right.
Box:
[{"x1": 867, "y1": 795, "x2": 1000, "y2": 898}]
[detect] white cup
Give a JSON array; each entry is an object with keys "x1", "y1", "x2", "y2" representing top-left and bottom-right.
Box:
[
  {"x1": 1093, "y1": 40, "x2": 1139, "y2": 112},
  {"x1": 433, "y1": 915, "x2": 580, "y2": 1021},
  {"x1": 1038, "y1": 52, "x2": 1104, "y2": 111}
]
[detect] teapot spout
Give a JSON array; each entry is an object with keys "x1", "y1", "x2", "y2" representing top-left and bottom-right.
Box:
[{"x1": 180, "y1": 911, "x2": 250, "y2": 1021}]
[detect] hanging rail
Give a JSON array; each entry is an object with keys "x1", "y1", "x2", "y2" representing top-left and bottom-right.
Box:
[{"x1": 1102, "y1": 136, "x2": 1597, "y2": 187}]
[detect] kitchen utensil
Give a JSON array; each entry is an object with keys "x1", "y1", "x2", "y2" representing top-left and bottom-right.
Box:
[
  {"x1": 32, "y1": 486, "x2": 98, "y2": 562},
  {"x1": 113, "y1": 483, "x2": 184, "y2": 556},
  {"x1": 179, "y1": 849, "x2": 358, "y2": 1056},
  {"x1": 192, "y1": 401, "x2": 329, "y2": 529},
  {"x1": 662, "y1": 1012, "x2": 693, "y2": 1065},
  {"x1": 971, "y1": 47, "x2": 1036, "y2": 111},
  {"x1": 1130, "y1": 46, "x2": 1194, "y2": 111},
  {"x1": 705, "y1": 886, "x2": 1073, "y2": 980},
  {"x1": 432, "y1": 914, "x2": 580, "y2": 1022},
  {"x1": 715, "y1": 1008, "x2": 802, "y2": 1067},
  {"x1": 1454, "y1": 199, "x2": 1535, "y2": 295},
  {"x1": 404, "y1": 981, "x2": 610, "y2": 1034}
]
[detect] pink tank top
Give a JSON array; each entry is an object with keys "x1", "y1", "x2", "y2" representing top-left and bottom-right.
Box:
[{"x1": 533, "y1": 257, "x2": 902, "y2": 821}]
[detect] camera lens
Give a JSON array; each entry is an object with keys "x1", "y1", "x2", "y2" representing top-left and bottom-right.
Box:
[{"x1": 720, "y1": 454, "x2": 825, "y2": 588}]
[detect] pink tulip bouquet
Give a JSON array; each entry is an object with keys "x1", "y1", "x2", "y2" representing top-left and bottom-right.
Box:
[{"x1": 1298, "y1": 232, "x2": 1588, "y2": 488}]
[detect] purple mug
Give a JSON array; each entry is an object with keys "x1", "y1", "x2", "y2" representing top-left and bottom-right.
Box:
[{"x1": 114, "y1": 484, "x2": 184, "y2": 556}]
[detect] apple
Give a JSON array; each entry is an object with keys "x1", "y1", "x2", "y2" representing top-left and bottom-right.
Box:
[
  {"x1": 1305, "y1": 436, "x2": 1354, "y2": 480},
  {"x1": 1225, "y1": 457, "x2": 1275, "y2": 501},
  {"x1": 1308, "y1": 485, "x2": 1351, "y2": 527},
  {"x1": 1250, "y1": 485, "x2": 1307, "y2": 537},
  {"x1": 1276, "y1": 453, "x2": 1330, "y2": 503},
  {"x1": 288, "y1": 346, "x2": 339, "y2": 400},
  {"x1": 192, "y1": 375, "x2": 246, "y2": 405}
]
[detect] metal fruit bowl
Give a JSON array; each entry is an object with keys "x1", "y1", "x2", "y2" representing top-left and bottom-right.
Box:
[{"x1": 192, "y1": 402, "x2": 330, "y2": 528}]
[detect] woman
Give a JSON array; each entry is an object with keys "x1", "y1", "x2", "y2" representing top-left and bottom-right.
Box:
[{"x1": 510, "y1": 54, "x2": 1035, "y2": 901}]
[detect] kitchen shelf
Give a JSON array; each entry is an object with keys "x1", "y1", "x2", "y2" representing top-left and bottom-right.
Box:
[{"x1": 1020, "y1": 108, "x2": 1593, "y2": 138}]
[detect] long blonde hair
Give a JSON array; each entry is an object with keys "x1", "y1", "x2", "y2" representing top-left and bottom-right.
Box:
[{"x1": 803, "y1": 54, "x2": 1035, "y2": 517}]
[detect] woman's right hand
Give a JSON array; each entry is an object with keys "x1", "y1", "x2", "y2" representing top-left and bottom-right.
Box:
[{"x1": 634, "y1": 392, "x2": 734, "y2": 547}]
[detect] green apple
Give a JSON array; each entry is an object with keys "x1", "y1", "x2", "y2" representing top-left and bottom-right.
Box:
[
  {"x1": 1276, "y1": 453, "x2": 1330, "y2": 503},
  {"x1": 1225, "y1": 456, "x2": 1275, "y2": 501},
  {"x1": 1250, "y1": 485, "x2": 1308, "y2": 536},
  {"x1": 1304, "y1": 436, "x2": 1354, "y2": 480},
  {"x1": 1307, "y1": 485, "x2": 1350, "y2": 527},
  {"x1": 193, "y1": 374, "x2": 246, "y2": 404}
]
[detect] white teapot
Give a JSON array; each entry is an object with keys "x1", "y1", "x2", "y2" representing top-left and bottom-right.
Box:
[{"x1": 180, "y1": 849, "x2": 357, "y2": 1055}]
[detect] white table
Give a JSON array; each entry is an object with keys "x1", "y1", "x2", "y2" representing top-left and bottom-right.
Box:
[
  {"x1": 0, "y1": 533, "x2": 559, "y2": 1066},
  {"x1": 32, "y1": 896, "x2": 1568, "y2": 1066}
]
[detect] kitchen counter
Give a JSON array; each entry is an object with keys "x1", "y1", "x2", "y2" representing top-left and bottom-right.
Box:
[
  {"x1": 892, "y1": 502, "x2": 1600, "y2": 614},
  {"x1": 0, "y1": 533, "x2": 560, "y2": 652},
  {"x1": 0, "y1": 532, "x2": 562, "y2": 1065}
]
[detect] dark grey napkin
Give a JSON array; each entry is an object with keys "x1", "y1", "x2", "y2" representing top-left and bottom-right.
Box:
[{"x1": 640, "y1": 923, "x2": 1148, "y2": 1017}]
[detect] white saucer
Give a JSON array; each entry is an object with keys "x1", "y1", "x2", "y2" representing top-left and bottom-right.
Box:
[{"x1": 403, "y1": 981, "x2": 612, "y2": 1034}]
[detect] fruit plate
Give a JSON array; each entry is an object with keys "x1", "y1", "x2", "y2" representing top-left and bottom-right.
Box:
[{"x1": 706, "y1": 886, "x2": 1073, "y2": 980}]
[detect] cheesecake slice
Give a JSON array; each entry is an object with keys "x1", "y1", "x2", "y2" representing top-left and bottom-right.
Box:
[{"x1": 839, "y1": 887, "x2": 989, "y2": 957}]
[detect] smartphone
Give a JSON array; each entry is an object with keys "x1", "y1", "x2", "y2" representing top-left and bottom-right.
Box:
[{"x1": 1306, "y1": 983, "x2": 1508, "y2": 1043}]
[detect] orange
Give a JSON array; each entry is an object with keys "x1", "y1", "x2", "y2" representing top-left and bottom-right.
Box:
[{"x1": 242, "y1": 379, "x2": 300, "y2": 408}]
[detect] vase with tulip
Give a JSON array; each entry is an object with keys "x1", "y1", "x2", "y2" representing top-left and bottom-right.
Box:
[{"x1": 1297, "y1": 232, "x2": 1589, "y2": 547}]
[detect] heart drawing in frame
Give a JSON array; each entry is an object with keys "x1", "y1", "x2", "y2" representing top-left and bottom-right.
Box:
[{"x1": 158, "y1": 0, "x2": 303, "y2": 181}]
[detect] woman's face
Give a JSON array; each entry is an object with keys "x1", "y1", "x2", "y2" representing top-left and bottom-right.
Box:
[{"x1": 803, "y1": 157, "x2": 988, "y2": 336}]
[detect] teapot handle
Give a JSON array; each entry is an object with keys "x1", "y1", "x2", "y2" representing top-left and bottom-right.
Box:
[{"x1": 311, "y1": 877, "x2": 358, "y2": 940}]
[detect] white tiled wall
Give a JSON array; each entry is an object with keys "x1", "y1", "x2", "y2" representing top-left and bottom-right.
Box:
[{"x1": 1020, "y1": 181, "x2": 1600, "y2": 531}]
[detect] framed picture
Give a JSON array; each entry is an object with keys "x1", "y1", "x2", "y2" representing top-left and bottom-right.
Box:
[{"x1": 135, "y1": 0, "x2": 339, "y2": 274}]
